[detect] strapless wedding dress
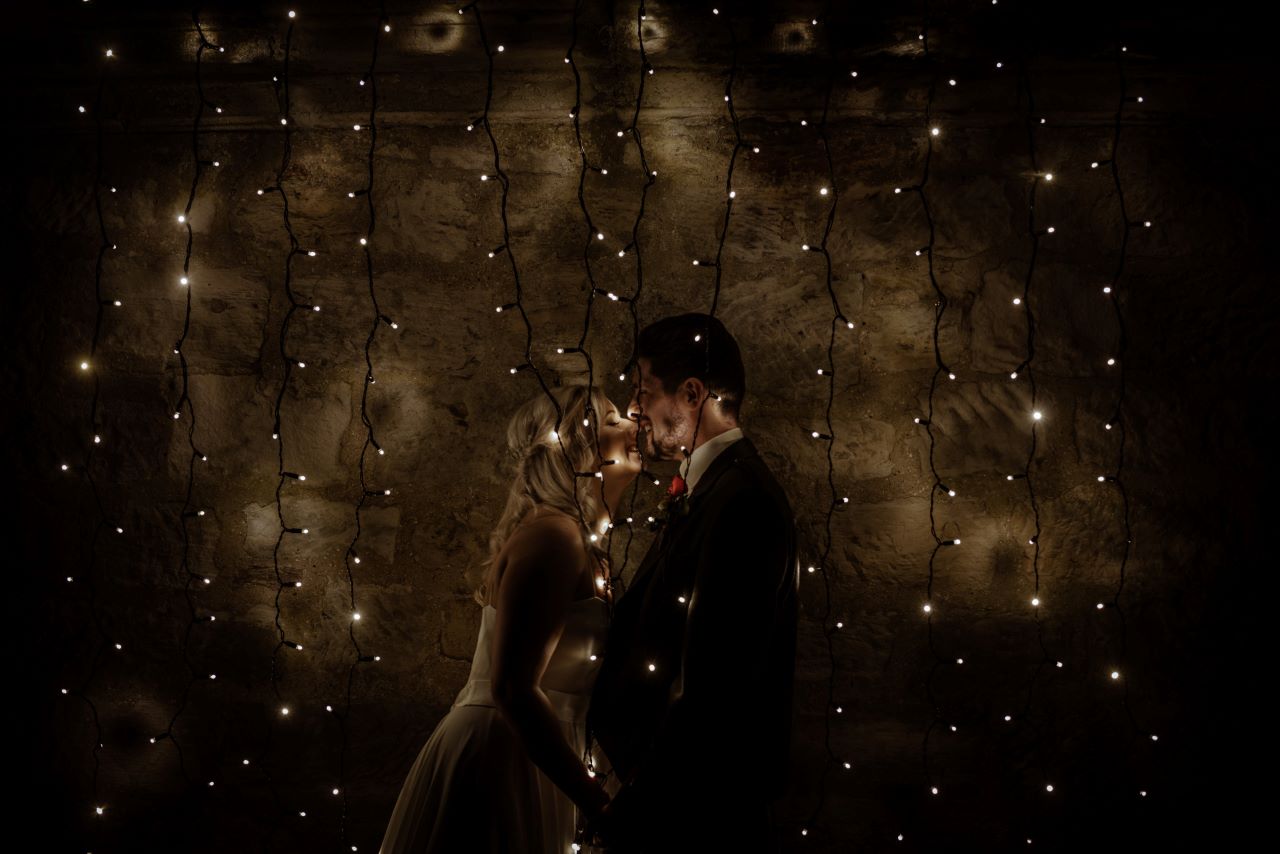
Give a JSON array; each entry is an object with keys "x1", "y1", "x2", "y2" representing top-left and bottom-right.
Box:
[{"x1": 380, "y1": 597, "x2": 610, "y2": 853}]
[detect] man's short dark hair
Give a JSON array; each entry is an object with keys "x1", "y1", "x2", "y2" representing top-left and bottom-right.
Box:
[{"x1": 634, "y1": 313, "x2": 746, "y2": 421}]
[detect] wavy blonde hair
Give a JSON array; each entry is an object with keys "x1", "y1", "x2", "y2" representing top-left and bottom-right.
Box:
[{"x1": 472, "y1": 382, "x2": 615, "y2": 607}]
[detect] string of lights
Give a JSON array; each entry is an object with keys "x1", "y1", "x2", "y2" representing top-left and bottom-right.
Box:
[
  {"x1": 254, "y1": 8, "x2": 312, "y2": 840},
  {"x1": 462, "y1": 0, "x2": 600, "y2": 550},
  {"x1": 43, "y1": 5, "x2": 1182, "y2": 849},
  {"x1": 1003, "y1": 40, "x2": 1060, "y2": 842},
  {"x1": 330, "y1": 5, "x2": 394, "y2": 847},
  {"x1": 62, "y1": 39, "x2": 120, "y2": 832},
  {"x1": 680, "y1": 6, "x2": 752, "y2": 475},
  {"x1": 562, "y1": 0, "x2": 631, "y2": 823},
  {"x1": 1095, "y1": 40, "x2": 1158, "y2": 792},
  {"x1": 797, "y1": 3, "x2": 858, "y2": 842},
  {"x1": 149, "y1": 12, "x2": 224, "y2": 799},
  {"x1": 899, "y1": 9, "x2": 962, "y2": 821},
  {"x1": 607, "y1": 0, "x2": 659, "y2": 600},
  {"x1": 563, "y1": 0, "x2": 620, "y2": 549}
]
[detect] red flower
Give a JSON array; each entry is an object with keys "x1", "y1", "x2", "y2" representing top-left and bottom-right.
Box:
[{"x1": 667, "y1": 474, "x2": 687, "y2": 498}]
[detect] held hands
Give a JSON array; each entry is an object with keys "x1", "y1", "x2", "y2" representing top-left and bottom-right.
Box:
[{"x1": 578, "y1": 773, "x2": 618, "y2": 849}]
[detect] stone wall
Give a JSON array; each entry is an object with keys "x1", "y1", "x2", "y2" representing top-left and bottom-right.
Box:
[{"x1": 11, "y1": 1, "x2": 1264, "y2": 851}]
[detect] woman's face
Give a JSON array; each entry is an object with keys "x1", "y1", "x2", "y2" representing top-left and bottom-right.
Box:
[{"x1": 596, "y1": 398, "x2": 641, "y2": 483}]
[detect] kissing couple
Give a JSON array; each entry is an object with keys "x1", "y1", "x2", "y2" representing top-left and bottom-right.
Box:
[{"x1": 380, "y1": 313, "x2": 800, "y2": 853}]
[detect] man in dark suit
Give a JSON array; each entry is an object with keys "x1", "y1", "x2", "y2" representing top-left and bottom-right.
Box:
[{"x1": 585, "y1": 313, "x2": 800, "y2": 852}]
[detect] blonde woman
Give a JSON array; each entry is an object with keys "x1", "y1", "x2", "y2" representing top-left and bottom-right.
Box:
[{"x1": 380, "y1": 382, "x2": 641, "y2": 853}]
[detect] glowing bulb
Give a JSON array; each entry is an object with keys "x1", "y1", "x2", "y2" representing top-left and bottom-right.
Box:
[
  {"x1": 1032, "y1": 410, "x2": 1042, "y2": 420},
  {"x1": 177, "y1": 214, "x2": 186, "y2": 223},
  {"x1": 930, "y1": 127, "x2": 940, "y2": 136},
  {"x1": 922, "y1": 603, "x2": 932, "y2": 613},
  {"x1": 647, "y1": 663, "x2": 656, "y2": 672}
]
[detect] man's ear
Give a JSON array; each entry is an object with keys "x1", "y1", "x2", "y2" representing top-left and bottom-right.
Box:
[{"x1": 681, "y1": 377, "x2": 703, "y2": 408}]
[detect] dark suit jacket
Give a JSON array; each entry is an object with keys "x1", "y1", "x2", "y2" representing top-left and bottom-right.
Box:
[{"x1": 587, "y1": 435, "x2": 800, "y2": 848}]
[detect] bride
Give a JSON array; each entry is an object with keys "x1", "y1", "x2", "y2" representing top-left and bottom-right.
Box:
[{"x1": 380, "y1": 382, "x2": 641, "y2": 853}]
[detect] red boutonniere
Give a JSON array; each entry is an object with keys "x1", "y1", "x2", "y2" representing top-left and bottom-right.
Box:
[
  {"x1": 653, "y1": 474, "x2": 691, "y2": 530},
  {"x1": 666, "y1": 474, "x2": 687, "y2": 499}
]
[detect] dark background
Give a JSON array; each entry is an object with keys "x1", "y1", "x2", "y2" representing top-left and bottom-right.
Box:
[{"x1": 5, "y1": 1, "x2": 1268, "y2": 851}]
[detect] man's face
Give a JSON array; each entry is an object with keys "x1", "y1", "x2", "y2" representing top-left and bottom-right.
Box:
[{"x1": 626, "y1": 357, "x2": 690, "y2": 462}]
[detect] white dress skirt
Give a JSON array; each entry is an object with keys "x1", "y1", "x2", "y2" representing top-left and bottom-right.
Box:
[{"x1": 379, "y1": 597, "x2": 613, "y2": 854}]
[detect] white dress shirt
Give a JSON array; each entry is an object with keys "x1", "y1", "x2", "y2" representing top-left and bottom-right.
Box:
[{"x1": 678, "y1": 426, "x2": 744, "y2": 496}]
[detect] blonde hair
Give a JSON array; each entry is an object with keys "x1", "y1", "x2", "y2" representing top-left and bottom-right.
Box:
[{"x1": 472, "y1": 382, "x2": 615, "y2": 607}]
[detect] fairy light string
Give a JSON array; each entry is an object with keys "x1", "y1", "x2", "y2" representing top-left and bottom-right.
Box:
[
  {"x1": 253, "y1": 8, "x2": 310, "y2": 839},
  {"x1": 681, "y1": 5, "x2": 749, "y2": 484},
  {"x1": 797, "y1": 4, "x2": 858, "y2": 841},
  {"x1": 151, "y1": 11, "x2": 224, "y2": 794},
  {"x1": 63, "y1": 40, "x2": 118, "y2": 831},
  {"x1": 1096, "y1": 40, "x2": 1157, "y2": 788},
  {"x1": 330, "y1": 4, "x2": 393, "y2": 847},
  {"x1": 897, "y1": 11, "x2": 961, "y2": 814},
  {"x1": 1003, "y1": 43, "x2": 1059, "y2": 837},
  {"x1": 607, "y1": 0, "x2": 658, "y2": 600},
  {"x1": 563, "y1": 0, "x2": 617, "y2": 547}
]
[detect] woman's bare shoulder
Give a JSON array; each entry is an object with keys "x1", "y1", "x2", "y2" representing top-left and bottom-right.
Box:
[{"x1": 496, "y1": 511, "x2": 585, "y2": 595}]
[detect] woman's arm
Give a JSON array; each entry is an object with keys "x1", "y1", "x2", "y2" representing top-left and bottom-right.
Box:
[{"x1": 490, "y1": 516, "x2": 609, "y2": 817}]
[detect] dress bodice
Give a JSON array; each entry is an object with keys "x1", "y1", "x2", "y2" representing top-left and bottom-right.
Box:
[{"x1": 452, "y1": 598, "x2": 610, "y2": 725}]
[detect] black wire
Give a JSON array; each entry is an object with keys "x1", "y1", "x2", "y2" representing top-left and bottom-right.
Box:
[
  {"x1": 151, "y1": 9, "x2": 221, "y2": 800},
  {"x1": 1099, "y1": 40, "x2": 1154, "y2": 778},
  {"x1": 607, "y1": 0, "x2": 658, "y2": 602},
  {"x1": 461, "y1": 2, "x2": 602, "y2": 569},
  {"x1": 255, "y1": 12, "x2": 306, "y2": 847},
  {"x1": 798, "y1": 1, "x2": 858, "y2": 842},
  {"x1": 1006, "y1": 24, "x2": 1058, "y2": 841},
  {"x1": 904, "y1": 3, "x2": 959, "y2": 820},
  {"x1": 330, "y1": 5, "x2": 391, "y2": 849}
]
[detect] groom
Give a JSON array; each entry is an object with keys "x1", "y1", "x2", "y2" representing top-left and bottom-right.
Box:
[{"x1": 586, "y1": 313, "x2": 800, "y2": 852}]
